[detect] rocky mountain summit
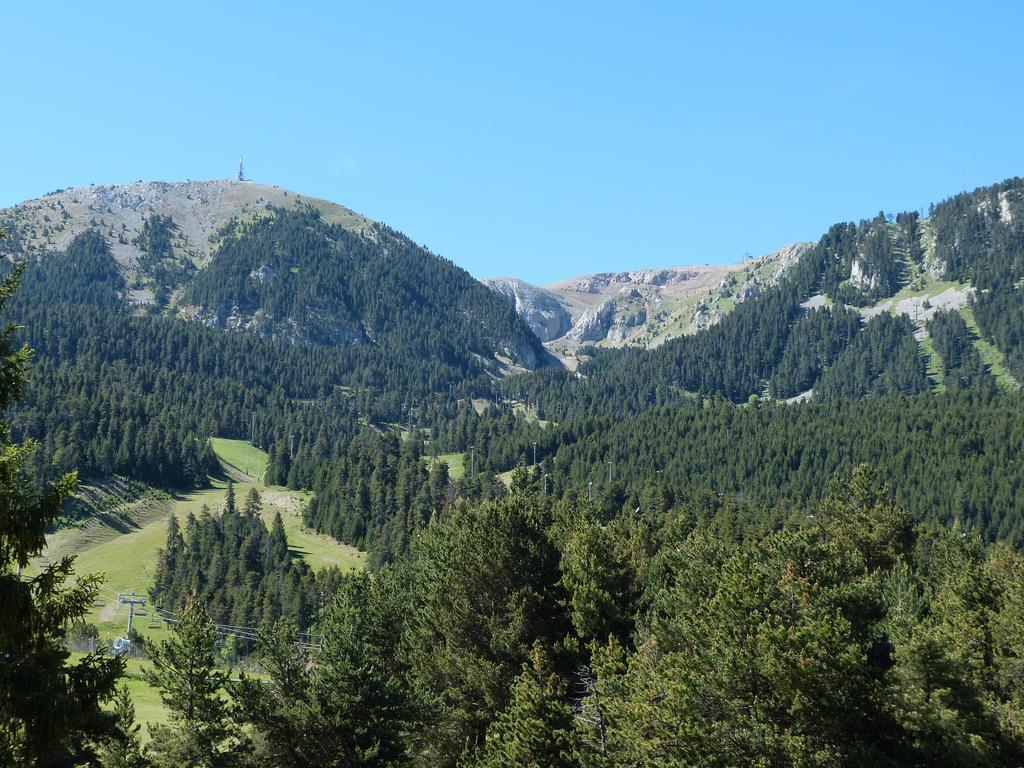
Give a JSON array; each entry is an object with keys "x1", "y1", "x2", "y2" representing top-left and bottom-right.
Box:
[{"x1": 0, "y1": 179, "x2": 370, "y2": 275}]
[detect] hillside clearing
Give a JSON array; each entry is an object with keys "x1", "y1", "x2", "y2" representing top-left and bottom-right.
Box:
[
  {"x1": 210, "y1": 437, "x2": 268, "y2": 480},
  {"x1": 424, "y1": 452, "x2": 466, "y2": 480},
  {"x1": 32, "y1": 439, "x2": 365, "y2": 643}
]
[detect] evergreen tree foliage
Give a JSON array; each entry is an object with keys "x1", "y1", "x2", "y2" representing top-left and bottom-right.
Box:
[
  {"x1": 18, "y1": 229, "x2": 124, "y2": 310},
  {"x1": 399, "y1": 492, "x2": 573, "y2": 765},
  {"x1": 0, "y1": 205, "x2": 548, "y2": 492},
  {"x1": 450, "y1": 390, "x2": 1024, "y2": 543},
  {"x1": 100, "y1": 686, "x2": 150, "y2": 768},
  {"x1": 149, "y1": 488, "x2": 322, "y2": 652},
  {"x1": 818, "y1": 213, "x2": 908, "y2": 304},
  {"x1": 233, "y1": 469, "x2": 1024, "y2": 765},
  {"x1": 971, "y1": 286, "x2": 1024, "y2": 382},
  {"x1": 555, "y1": 504, "x2": 638, "y2": 646},
  {"x1": 769, "y1": 304, "x2": 863, "y2": 398},
  {"x1": 6, "y1": 173, "x2": 1024, "y2": 767},
  {"x1": 929, "y1": 178, "x2": 1024, "y2": 380},
  {"x1": 301, "y1": 428, "x2": 449, "y2": 564},
  {"x1": 145, "y1": 598, "x2": 247, "y2": 768},
  {"x1": 461, "y1": 644, "x2": 583, "y2": 768},
  {"x1": 0, "y1": 259, "x2": 123, "y2": 766},
  {"x1": 133, "y1": 214, "x2": 195, "y2": 294},
  {"x1": 580, "y1": 467, "x2": 1024, "y2": 767},
  {"x1": 926, "y1": 309, "x2": 996, "y2": 391},
  {"x1": 234, "y1": 574, "x2": 419, "y2": 768},
  {"x1": 809, "y1": 312, "x2": 929, "y2": 399},
  {"x1": 185, "y1": 207, "x2": 543, "y2": 367}
]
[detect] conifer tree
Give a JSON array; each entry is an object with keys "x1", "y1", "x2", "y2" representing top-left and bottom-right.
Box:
[
  {"x1": 224, "y1": 479, "x2": 236, "y2": 516},
  {"x1": 269, "y1": 511, "x2": 289, "y2": 563},
  {"x1": 101, "y1": 686, "x2": 150, "y2": 768},
  {"x1": 820, "y1": 463, "x2": 914, "y2": 571},
  {"x1": 243, "y1": 487, "x2": 261, "y2": 518},
  {"x1": 461, "y1": 644, "x2": 583, "y2": 768},
  {"x1": 232, "y1": 621, "x2": 313, "y2": 767},
  {"x1": 235, "y1": 575, "x2": 418, "y2": 767},
  {"x1": 0, "y1": 259, "x2": 124, "y2": 765},
  {"x1": 307, "y1": 574, "x2": 417, "y2": 767},
  {"x1": 557, "y1": 506, "x2": 638, "y2": 646},
  {"x1": 145, "y1": 599, "x2": 246, "y2": 767}
]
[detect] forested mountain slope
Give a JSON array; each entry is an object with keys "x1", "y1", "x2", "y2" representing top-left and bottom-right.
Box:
[
  {"x1": 0, "y1": 180, "x2": 544, "y2": 370},
  {"x1": 504, "y1": 179, "x2": 1024, "y2": 419},
  {"x1": 272, "y1": 179, "x2": 1024, "y2": 565},
  {"x1": 0, "y1": 180, "x2": 550, "y2": 489},
  {"x1": 8, "y1": 177, "x2": 1024, "y2": 767},
  {"x1": 4, "y1": 175, "x2": 1024, "y2": 543}
]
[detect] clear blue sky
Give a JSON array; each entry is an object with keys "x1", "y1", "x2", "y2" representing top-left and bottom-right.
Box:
[{"x1": 3, "y1": 2, "x2": 1022, "y2": 283}]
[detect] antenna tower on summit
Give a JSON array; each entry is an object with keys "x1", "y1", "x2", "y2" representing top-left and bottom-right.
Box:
[{"x1": 238, "y1": 156, "x2": 246, "y2": 182}]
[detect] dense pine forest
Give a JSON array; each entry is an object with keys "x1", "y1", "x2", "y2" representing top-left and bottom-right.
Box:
[
  {"x1": 275, "y1": 389, "x2": 1024, "y2": 567},
  {"x1": 2, "y1": 211, "x2": 540, "y2": 488},
  {"x1": 21, "y1": 461, "x2": 1024, "y2": 766},
  {"x1": 148, "y1": 484, "x2": 338, "y2": 656},
  {"x1": 7, "y1": 179, "x2": 1024, "y2": 510},
  {"x1": 5, "y1": 176, "x2": 1024, "y2": 767}
]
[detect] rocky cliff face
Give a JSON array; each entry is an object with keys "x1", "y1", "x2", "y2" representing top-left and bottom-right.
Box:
[
  {"x1": 483, "y1": 244, "x2": 813, "y2": 350},
  {"x1": 563, "y1": 288, "x2": 649, "y2": 345},
  {"x1": 480, "y1": 277, "x2": 574, "y2": 342},
  {"x1": 550, "y1": 267, "x2": 721, "y2": 294}
]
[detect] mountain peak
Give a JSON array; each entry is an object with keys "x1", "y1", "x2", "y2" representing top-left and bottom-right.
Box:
[{"x1": 0, "y1": 178, "x2": 373, "y2": 271}]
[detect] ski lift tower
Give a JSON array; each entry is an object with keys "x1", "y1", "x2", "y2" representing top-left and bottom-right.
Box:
[{"x1": 119, "y1": 592, "x2": 147, "y2": 635}]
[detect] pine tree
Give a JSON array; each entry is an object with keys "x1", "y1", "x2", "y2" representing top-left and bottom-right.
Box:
[
  {"x1": 243, "y1": 487, "x2": 261, "y2": 518},
  {"x1": 307, "y1": 574, "x2": 417, "y2": 767},
  {"x1": 0, "y1": 260, "x2": 124, "y2": 765},
  {"x1": 236, "y1": 575, "x2": 418, "y2": 767},
  {"x1": 820, "y1": 464, "x2": 914, "y2": 571},
  {"x1": 151, "y1": 513, "x2": 183, "y2": 602},
  {"x1": 557, "y1": 505, "x2": 637, "y2": 645},
  {"x1": 224, "y1": 479, "x2": 236, "y2": 516},
  {"x1": 100, "y1": 686, "x2": 150, "y2": 768},
  {"x1": 232, "y1": 621, "x2": 314, "y2": 767},
  {"x1": 269, "y1": 511, "x2": 289, "y2": 564},
  {"x1": 145, "y1": 599, "x2": 246, "y2": 767},
  {"x1": 462, "y1": 644, "x2": 583, "y2": 768}
]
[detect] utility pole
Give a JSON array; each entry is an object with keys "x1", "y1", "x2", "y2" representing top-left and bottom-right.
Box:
[
  {"x1": 469, "y1": 446, "x2": 475, "y2": 477},
  {"x1": 119, "y1": 592, "x2": 146, "y2": 636},
  {"x1": 544, "y1": 473, "x2": 549, "y2": 494},
  {"x1": 607, "y1": 460, "x2": 613, "y2": 483},
  {"x1": 532, "y1": 442, "x2": 537, "y2": 467},
  {"x1": 588, "y1": 481, "x2": 593, "y2": 502},
  {"x1": 289, "y1": 432, "x2": 295, "y2": 461}
]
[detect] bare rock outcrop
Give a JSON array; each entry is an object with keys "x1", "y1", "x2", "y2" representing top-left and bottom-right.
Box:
[{"x1": 480, "y1": 277, "x2": 574, "y2": 342}]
